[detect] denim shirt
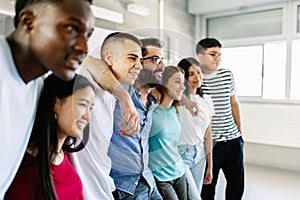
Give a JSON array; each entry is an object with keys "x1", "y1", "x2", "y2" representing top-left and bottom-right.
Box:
[{"x1": 108, "y1": 85, "x2": 158, "y2": 195}]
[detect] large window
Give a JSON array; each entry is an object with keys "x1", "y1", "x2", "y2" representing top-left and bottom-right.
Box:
[
  {"x1": 220, "y1": 46, "x2": 263, "y2": 97},
  {"x1": 220, "y1": 42, "x2": 286, "y2": 99},
  {"x1": 207, "y1": 8, "x2": 283, "y2": 40},
  {"x1": 291, "y1": 40, "x2": 300, "y2": 100},
  {"x1": 205, "y1": 3, "x2": 300, "y2": 102},
  {"x1": 0, "y1": 14, "x2": 14, "y2": 36},
  {"x1": 263, "y1": 42, "x2": 286, "y2": 100}
]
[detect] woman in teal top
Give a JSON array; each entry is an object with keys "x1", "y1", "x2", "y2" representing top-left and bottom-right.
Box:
[{"x1": 149, "y1": 66, "x2": 188, "y2": 200}]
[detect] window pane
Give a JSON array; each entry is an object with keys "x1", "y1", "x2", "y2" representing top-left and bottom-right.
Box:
[
  {"x1": 291, "y1": 40, "x2": 300, "y2": 100},
  {"x1": 0, "y1": 14, "x2": 14, "y2": 36},
  {"x1": 263, "y1": 42, "x2": 286, "y2": 99},
  {"x1": 297, "y1": 5, "x2": 300, "y2": 33},
  {"x1": 207, "y1": 9, "x2": 282, "y2": 40},
  {"x1": 220, "y1": 46, "x2": 263, "y2": 97}
]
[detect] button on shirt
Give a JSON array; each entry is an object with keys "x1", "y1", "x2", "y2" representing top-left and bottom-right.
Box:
[{"x1": 108, "y1": 85, "x2": 158, "y2": 195}]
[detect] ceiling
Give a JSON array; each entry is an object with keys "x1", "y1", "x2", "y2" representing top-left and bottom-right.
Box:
[
  {"x1": 0, "y1": 0, "x2": 292, "y2": 17},
  {"x1": 188, "y1": 0, "x2": 290, "y2": 15}
]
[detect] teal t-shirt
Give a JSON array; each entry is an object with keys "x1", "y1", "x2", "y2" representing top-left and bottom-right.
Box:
[{"x1": 149, "y1": 106, "x2": 185, "y2": 181}]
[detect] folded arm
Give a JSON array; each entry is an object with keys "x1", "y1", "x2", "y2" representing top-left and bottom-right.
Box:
[{"x1": 81, "y1": 55, "x2": 140, "y2": 136}]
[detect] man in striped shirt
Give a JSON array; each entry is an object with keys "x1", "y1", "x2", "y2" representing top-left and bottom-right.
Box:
[{"x1": 196, "y1": 38, "x2": 244, "y2": 200}]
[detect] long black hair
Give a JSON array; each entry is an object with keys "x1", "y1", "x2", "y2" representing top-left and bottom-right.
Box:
[
  {"x1": 177, "y1": 57, "x2": 204, "y2": 98},
  {"x1": 28, "y1": 73, "x2": 94, "y2": 200}
]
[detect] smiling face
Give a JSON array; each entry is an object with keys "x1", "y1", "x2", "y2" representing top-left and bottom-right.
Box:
[
  {"x1": 188, "y1": 64, "x2": 203, "y2": 92},
  {"x1": 54, "y1": 86, "x2": 95, "y2": 139},
  {"x1": 197, "y1": 46, "x2": 221, "y2": 75},
  {"x1": 141, "y1": 45, "x2": 165, "y2": 82},
  {"x1": 109, "y1": 39, "x2": 143, "y2": 85},
  {"x1": 26, "y1": 0, "x2": 94, "y2": 80},
  {"x1": 165, "y1": 72, "x2": 185, "y2": 101}
]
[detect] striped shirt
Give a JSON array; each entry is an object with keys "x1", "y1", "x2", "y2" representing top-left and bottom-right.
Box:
[{"x1": 202, "y1": 68, "x2": 241, "y2": 142}]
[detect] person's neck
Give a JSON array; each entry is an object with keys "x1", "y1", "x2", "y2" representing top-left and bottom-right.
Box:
[
  {"x1": 160, "y1": 95, "x2": 173, "y2": 109},
  {"x1": 7, "y1": 34, "x2": 48, "y2": 83},
  {"x1": 52, "y1": 133, "x2": 66, "y2": 165},
  {"x1": 56, "y1": 134, "x2": 66, "y2": 154},
  {"x1": 190, "y1": 87, "x2": 197, "y2": 95},
  {"x1": 201, "y1": 66, "x2": 217, "y2": 75}
]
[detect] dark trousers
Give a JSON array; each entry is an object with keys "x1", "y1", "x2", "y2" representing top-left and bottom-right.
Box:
[
  {"x1": 201, "y1": 136, "x2": 244, "y2": 200},
  {"x1": 156, "y1": 174, "x2": 188, "y2": 200}
]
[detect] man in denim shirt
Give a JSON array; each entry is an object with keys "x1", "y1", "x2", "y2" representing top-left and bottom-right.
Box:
[{"x1": 108, "y1": 38, "x2": 165, "y2": 200}]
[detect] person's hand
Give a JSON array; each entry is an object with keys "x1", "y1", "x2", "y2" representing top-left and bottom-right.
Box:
[
  {"x1": 182, "y1": 97, "x2": 199, "y2": 116},
  {"x1": 203, "y1": 167, "x2": 213, "y2": 185},
  {"x1": 118, "y1": 91, "x2": 140, "y2": 137}
]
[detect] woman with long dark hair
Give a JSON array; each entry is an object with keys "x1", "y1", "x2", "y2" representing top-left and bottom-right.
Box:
[
  {"x1": 177, "y1": 57, "x2": 214, "y2": 199},
  {"x1": 5, "y1": 74, "x2": 95, "y2": 200},
  {"x1": 149, "y1": 66, "x2": 188, "y2": 200}
]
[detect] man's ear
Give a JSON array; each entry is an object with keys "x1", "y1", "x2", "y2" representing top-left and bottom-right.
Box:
[
  {"x1": 197, "y1": 53, "x2": 204, "y2": 61},
  {"x1": 18, "y1": 11, "x2": 35, "y2": 32},
  {"x1": 105, "y1": 51, "x2": 113, "y2": 66}
]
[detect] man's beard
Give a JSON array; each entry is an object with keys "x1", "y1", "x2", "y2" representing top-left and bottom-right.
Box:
[{"x1": 136, "y1": 68, "x2": 163, "y2": 88}]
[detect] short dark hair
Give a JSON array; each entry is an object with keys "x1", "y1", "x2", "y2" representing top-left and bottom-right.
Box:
[
  {"x1": 196, "y1": 38, "x2": 222, "y2": 55},
  {"x1": 100, "y1": 32, "x2": 141, "y2": 58},
  {"x1": 140, "y1": 38, "x2": 163, "y2": 57},
  {"x1": 14, "y1": 0, "x2": 93, "y2": 28}
]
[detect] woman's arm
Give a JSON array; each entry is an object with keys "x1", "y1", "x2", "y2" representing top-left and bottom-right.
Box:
[{"x1": 203, "y1": 118, "x2": 213, "y2": 185}]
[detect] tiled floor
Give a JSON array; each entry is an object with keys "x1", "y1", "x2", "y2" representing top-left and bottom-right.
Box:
[{"x1": 215, "y1": 164, "x2": 300, "y2": 200}]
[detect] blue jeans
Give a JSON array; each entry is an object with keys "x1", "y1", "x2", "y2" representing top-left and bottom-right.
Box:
[
  {"x1": 112, "y1": 177, "x2": 162, "y2": 200},
  {"x1": 178, "y1": 142, "x2": 206, "y2": 200}
]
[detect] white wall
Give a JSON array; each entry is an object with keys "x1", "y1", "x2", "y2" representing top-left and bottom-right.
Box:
[
  {"x1": 245, "y1": 142, "x2": 300, "y2": 172},
  {"x1": 241, "y1": 103, "x2": 300, "y2": 148},
  {"x1": 241, "y1": 102, "x2": 300, "y2": 171}
]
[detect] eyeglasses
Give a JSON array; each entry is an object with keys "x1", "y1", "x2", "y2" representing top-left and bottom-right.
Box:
[
  {"x1": 143, "y1": 56, "x2": 165, "y2": 65},
  {"x1": 205, "y1": 52, "x2": 221, "y2": 60}
]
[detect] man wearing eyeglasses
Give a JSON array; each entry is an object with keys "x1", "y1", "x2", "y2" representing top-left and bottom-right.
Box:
[
  {"x1": 108, "y1": 38, "x2": 165, "y2": 200},
  {"x1": 196, "y1": 38, "x2": 244, "y2": 200}
]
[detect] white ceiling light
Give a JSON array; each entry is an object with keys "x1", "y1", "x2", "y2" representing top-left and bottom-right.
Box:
[
  {"x1": 91, "y1": 5, "x2": 124, "y2": 24},
  {"x1": 126, "y1": 3, "x2": 150, "y2": 16}
]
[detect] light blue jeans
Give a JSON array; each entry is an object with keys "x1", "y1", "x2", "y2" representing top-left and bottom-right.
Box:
[{"x1": 178, "y1": 142, "x2": 206, "y2": 200}]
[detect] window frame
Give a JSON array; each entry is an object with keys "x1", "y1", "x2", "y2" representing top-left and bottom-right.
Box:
[{"x1": 200, "y1": 1, "x2": 300, "y2": 104}]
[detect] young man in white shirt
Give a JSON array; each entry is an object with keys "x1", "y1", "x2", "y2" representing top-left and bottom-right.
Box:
[{"x1": 70, "y1": 32, "x2": 143, "y2": 200}]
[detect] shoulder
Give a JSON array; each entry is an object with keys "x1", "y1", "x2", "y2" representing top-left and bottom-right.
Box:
[
  {"x1": 203, "y1": 94, "x2": 212, "y2": 101},
  {"x1": 203, "y1": 94, "x2": 214, "y2": 105},
  {"x1": 218, "y1": 68, "x2": 233, "y2": 75},
  {"x1": 219, "y1": 68, "x2": 234, "y2": 77}
]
